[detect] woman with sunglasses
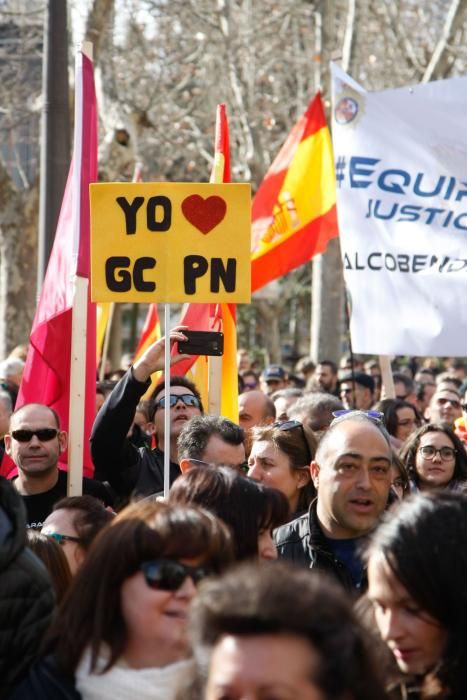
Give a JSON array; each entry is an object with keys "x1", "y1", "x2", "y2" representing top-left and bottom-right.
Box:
[
  {"x1": 11, "y1": 501, "x2": 233, "y2": 700},
  {"x1": 247, "y1": 420, "x2": 317, "y2": 519},
  {"x1": 366, "y1": 492, "x2": 467, "y2": 698},
  {"x1": 399, "y1": 423, "x2": 467, "y2": 493}
]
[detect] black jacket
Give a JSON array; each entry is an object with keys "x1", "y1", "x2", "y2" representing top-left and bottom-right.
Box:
[
  {"x1": 90, "y1": 369, "x2": 181, "y2": 500},
  {"x1": 0, "y1": 477, "x2": 55, "y2": 699},
  {"x1": 274, "y1": 501, "x2": 366, "y2": 594},
  {"x1": 8, "y1": 655, "x2": 80, "y2": 700}
]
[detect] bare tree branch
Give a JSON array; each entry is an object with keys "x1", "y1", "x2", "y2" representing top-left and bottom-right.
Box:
[{"x1": 422, "y1": 0, "x2": 467, "y2": 81}]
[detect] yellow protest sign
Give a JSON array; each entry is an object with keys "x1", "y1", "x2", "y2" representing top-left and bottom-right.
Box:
[{"x1": 90, "y1": 182, "x2": 251, "y2": 303}]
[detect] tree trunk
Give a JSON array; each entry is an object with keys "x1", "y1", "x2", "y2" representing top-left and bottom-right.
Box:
[
  {"x1": 0, "y1": 168, "x2": 38, "y2": 357},
  {"x1": 310, "y1": 0, "x2": 345, "y2": 364}
]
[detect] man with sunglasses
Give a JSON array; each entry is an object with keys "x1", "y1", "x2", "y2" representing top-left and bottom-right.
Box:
[
  {"x1": 5, "y1": 403, "x2": 112, "y2": 528},
  {"x1": 91, "y1": 329, "x2": 203, "y2": 501},
  {"x1": 275, "y1": 411, "x2": 392, "y2": 594},
  {"x1": 425, "y1": 388, "x2": 462, "y2": 427}
]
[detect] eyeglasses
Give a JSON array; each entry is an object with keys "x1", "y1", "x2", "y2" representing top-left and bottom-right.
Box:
[
  {"x1": 45, "y1": 533, "x2": 82, "y2": 545},
  {"x1": 11, "y1": 428, "x2": 59, "y2": 443},
  {"x1": 418, "y1": 445, "x2": 456, "y2": 461},
  {"x1": 436, "y1": 398, "x2": 461, "y2": 409},
  {"x1": 188, "y1": 458, "x2": 249, "y2": 475},
  {"x1": 155, "y1": 394, "x2": 201, "y2": 410},
  {"x1": 141, "y1": 559, "x2": 209, "y2": 591},
  {"x1": 273, "y1": 420, "x2": 312, "y2": 464},
  {"x1": 332, "y1": 409, "x2": 384, "y2": 423}
]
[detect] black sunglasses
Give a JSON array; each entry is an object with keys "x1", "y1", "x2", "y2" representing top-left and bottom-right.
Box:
[
  {"x1": 141, "y1": 559, "x2": 209, "y2": 591},
  {"x1": 11, "y1": 428, "x2": 59, "y2": 443},
  {"x1": 155, "y1": 394, "x2": 201, "y2": 410},
  {"x1": 272, "y1": 420, "x2": 312, "y2": 464}
]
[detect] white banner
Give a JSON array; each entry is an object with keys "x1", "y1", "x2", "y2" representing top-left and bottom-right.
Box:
[{"x1": 331, "y1": 64, "x2": 467, "y2": 356}]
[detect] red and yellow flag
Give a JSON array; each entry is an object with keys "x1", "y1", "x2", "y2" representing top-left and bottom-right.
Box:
[
  {"x1": 174, "y1": 104, "x2": 239, "y2": 422},
  {"x1": 251, "y1": 93, "x2": 338, "y2": 292},
  {"x1": 134, "y1": 303, "x2": 162, "y2": 399},
  {"x1": 211, "y1": 105, "x2": 238, "y2": 423}
]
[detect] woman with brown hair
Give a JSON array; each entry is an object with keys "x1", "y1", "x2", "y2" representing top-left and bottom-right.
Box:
[
  {"x1": 11, "y1": 501, "x2": 233, "y2": 700},
  {"x1": 399, "y1": 423, "x2": 467, "y2": 492},
  {"x1": 169, "y1": 465, "x2": 289, "y2": 561},
  {"x1": 247, "y1": 420, "x2": 317, "y2": 518},
  {"x1": 26, "y1": 530, "x2": 72, "y2": 605}
]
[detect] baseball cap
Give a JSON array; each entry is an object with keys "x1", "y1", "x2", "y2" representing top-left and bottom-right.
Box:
[
  {"x1": 340, "y1": 372, "x2": 375, "y2": 393},
  {"x1": 262, "y1": 365, "x2": 286, "y2": 382}
]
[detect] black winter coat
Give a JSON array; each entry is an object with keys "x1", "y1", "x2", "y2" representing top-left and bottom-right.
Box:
[
  {"x1": 8, "y1": 655, "x2": 80, "y2": 700},
  {"x1": 0, "y1": 477, "x2": 54, "y2": 699},
  {"x1": 274, "y1": 501, "x2": 367, "y2": 594}
]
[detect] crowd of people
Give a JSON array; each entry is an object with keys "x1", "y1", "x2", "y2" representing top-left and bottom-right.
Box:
[{"x1": 1, "y1": 331, "x2": 467, "y2": 699}]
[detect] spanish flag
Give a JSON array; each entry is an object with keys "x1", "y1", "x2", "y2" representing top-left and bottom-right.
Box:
[{"x1": 251, "y1": 93, "x2": 338, "y2": 291}]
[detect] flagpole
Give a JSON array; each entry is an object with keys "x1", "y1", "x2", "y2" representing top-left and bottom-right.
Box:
[
  {"x1": 68, "y1": 42, "x2": 93, "y2": 496},
  {"x1": 163, "y1": 303, "x2": 171, "y2": 499},
  {"x1": 99, "y1": 302, "x2": 115, "y2": 381},
  {"x1": 207, "y1": 105, "x2": 227, "y2": 416}
]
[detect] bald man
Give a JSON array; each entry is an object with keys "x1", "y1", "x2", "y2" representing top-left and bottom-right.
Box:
[{"x1": 238, "y1": 391, "x2": 276, "y2": 432}]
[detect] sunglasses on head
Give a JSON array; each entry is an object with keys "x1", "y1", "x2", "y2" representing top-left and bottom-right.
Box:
[
  {"x1": 332, "y1": 409, "x2": 384, "y2": 423},
  {"x1": 155, "y1": 394, "x2": 201, "y2": 410},
  {"x1": 272, "y1": 420, "x2": 312, "y2": 464},
  {"x1": 11, "y1": 428, "x2": 59, "y2": 443},
  {"x1": 141, "y1": 559, "x2": 209, "y2": 591}
]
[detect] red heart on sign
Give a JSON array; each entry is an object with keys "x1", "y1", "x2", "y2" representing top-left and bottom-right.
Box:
[{"x1": 181, "y1": 195, "x2": 227, "y2": 234}]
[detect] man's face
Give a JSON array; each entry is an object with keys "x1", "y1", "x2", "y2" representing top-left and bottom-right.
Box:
[
  {"x1": 153, "y1": 385, "x2": 201, "y2": 441},
  {"x1": 394, "y1": 381, "x2": 409, "y2": 401},
  {"x1": 238, "y1": 391, "x2": 271, "y2": 431},
  {"x1": 5, "y1": 404, "x2": 66, "y2": 476},
  {"x1": 260, "y1": 377, "x2": 286, "y2": 396},
  {"x1": 315, "y1": 364, "x2": 336, "y2": 392},
  {"x1": 206, "y1": 633, "x2": 324, "y2": 700},
  {"x1": 427, "y1": 390, "x2": 462, "y2": 426},
  {"x1": 202, "y1": 434, "x2": 246, "y2": 468},
  {"x1": 311, "y1": 421, "x2": 392, "y2": 539},
  {"x1": 339, "y1": 381, "x2": 372, "y2": 410},
  {"x1": 274, "y1": 395, "x2": 298, "y2": 422}
]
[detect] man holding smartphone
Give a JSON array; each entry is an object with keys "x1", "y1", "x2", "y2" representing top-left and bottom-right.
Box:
[{"x1": 91, "y1": 328, "x2": 202, "y2": 502}]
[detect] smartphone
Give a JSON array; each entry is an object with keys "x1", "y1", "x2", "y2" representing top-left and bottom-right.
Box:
[{"x1": 178, "y1": 330, "x2": 224, "y2": 356}]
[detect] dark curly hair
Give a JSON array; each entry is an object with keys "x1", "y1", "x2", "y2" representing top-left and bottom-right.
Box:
[{"x1": 399, "y1": 422, "x2": 467, "y2": 489}]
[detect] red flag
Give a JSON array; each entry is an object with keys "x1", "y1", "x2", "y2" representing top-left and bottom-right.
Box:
[
  {"x1": 11, "y1": 52, "x2": 98, "y2": 479},
  {"x1": 133, "y1": 304, "x2": 162, "y2": 401},
  {"x1": 134, "y1": 304, "x2": 161, "y2": 359},
  {"x1": 251, "y1": 93, "x2": 338, "y2": 291}
]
